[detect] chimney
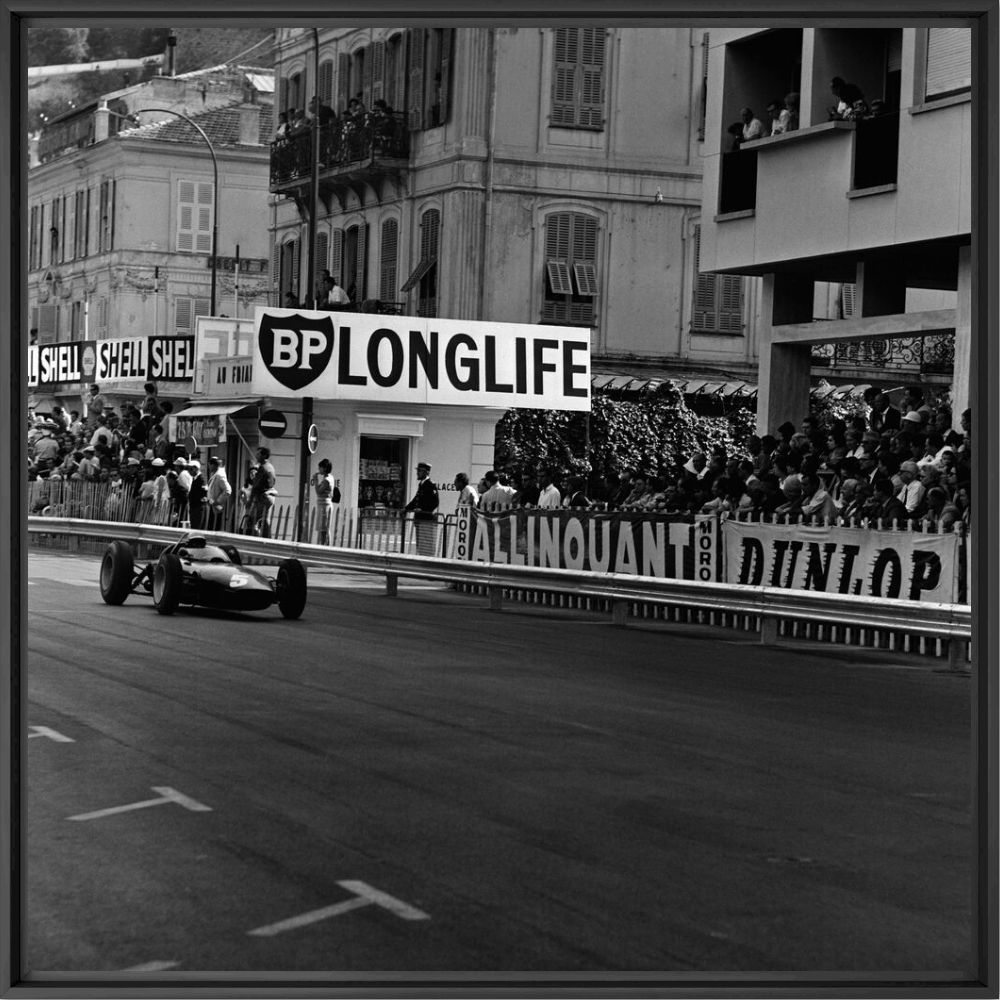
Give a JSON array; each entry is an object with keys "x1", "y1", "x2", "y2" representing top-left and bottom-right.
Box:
[{"x1": 237, "y1": 103, "x2": 261, "y2": 145}]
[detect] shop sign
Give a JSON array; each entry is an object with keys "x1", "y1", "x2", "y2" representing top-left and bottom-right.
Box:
[
  {"x1": 175, "y1": 415, "x2": 225, "y2": 447},
  {"x1": 252, "y1": 309, "x2": 591, "y2": 411},
  {"x1": 28, "y1": 336, "x2": 196, "y2": 388}
]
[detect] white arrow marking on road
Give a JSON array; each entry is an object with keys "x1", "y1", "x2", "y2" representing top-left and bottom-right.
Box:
[
  {"x1": 122, "y1": 961, "x2": 181, "y2": 972},
  {"x1": 68, "y1": 786, "x2": 212, "y2": 822},
  {"x1": 247, "y1": 880, "x2": 429, "y2": 937},
  {"x1": 28, "y1": 726, "x2": 74, "y2": 742}
]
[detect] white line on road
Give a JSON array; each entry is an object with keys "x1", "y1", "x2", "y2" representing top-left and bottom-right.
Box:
[
  {"x1": 68, "y1": 786, "x2": 212, "y2": 822},
  {"x1": 122, "y1": 961, "x2": 181, "y2": 972},
  {"x1": 247, "y1": 880, "x2": 429, "y2": 937},
  {"x1": 28, "y1": 726, "x2": 74, "y2": 742}
]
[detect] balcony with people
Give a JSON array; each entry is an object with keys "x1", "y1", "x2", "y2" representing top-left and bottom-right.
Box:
[{"x1": 269, "y1": 97, "x2": 409, "y2": 201}]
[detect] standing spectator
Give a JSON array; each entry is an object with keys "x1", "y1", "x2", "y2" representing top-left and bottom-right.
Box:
[
  {"x1": 313, "y1": 457, "x2": 339, "y2": 545},
  {"x1": 454, "y1": 472, "x2": 479, "y2": 509},
  {"x1": 765, "y1": 99, "x2": 783, "y2": 136},
  {"x1": 85, "y1": 383, "x2": 107, "y2": 431},
  {"x1": 828, "y1": 76, "x2": 864, "y2": 119},
  {"x1": 187, "y1": 459, "x2": 208, "y2": 530},
  {"x1": 404, "y1": 461, "x2": 439, "y2": 555},
  {"x1": 537, "y1": 469, "x2": 562, "y2": 509},
  {"x1": 170, "y1": 457, "x2": 191, "y2": 525},
  {"x1": 479, "y1": 470, "x2": 516, "y2": 511},
  {"x1": 248, "y1": 446, "x2": 278, "y2": 538},
  {"x1": 206, "y1": 456, "x2": 232, "y2": 531},
  {"x1": 564, "y1": 476, "x2": 592, "y2": 509},
  {"x1": 869, "y1": 392, "x2": 902, "y2": 433},
  {"x1": 779, "y1": 92, "x2": 799, "y2": 132},
  {"x1": 67, "y1": 409, "x2": 83, "y2": 436},
  {"x1": 739, "y1": 106, "x2": 764, "y2": 142},
  {"x1": 142, "y1": 381, "x2": 164, "y2": 422},
  {"x1": 325, "y1": 275, "x2": 351, "y2": 308}
]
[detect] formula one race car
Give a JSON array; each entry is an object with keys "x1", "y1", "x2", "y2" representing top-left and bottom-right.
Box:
[{"x1": 99, "y1": 534, "x2": 307, "y2": 619}]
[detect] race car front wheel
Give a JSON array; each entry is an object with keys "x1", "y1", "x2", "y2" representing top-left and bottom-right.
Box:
[
  {"x1": 100, "y1": 540, "x2": 134, "y2": 605},
  {"x1": 152, "y1": 552, "x2": 183, "y2": 615},
  {"x1": 276, "y1": 558, "x2": 307, "y2": 619}
]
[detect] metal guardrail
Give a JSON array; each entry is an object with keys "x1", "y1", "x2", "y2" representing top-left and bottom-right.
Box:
[{"x1": 28, "y1": 517, "x2": 971, "y2": 667}]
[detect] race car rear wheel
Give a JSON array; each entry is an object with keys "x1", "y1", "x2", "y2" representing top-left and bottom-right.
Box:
[
  {"x1": 276, "y1": 558, "x2": 307, "y2": 619},
  {"x1": 152, "y1": 552, "x2": 183, "y2": 615},
  {"x1": 99, "y1": 540, "x2": 134, "y2": 605}
]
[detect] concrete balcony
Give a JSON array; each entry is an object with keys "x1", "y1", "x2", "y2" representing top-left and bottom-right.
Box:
[{"x1": 269, "y1": 113, "x2": 409, "y2": 210}]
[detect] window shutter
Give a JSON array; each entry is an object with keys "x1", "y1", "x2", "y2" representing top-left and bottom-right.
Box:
[
  {"x1": 278, "y1": 76, "x2": 288, "y2": 113},
  {"x1": 362, "y1": 45, "x2": 374, "y2": 109},
  {"x1": 573, "y1": 262, "x2": 599, "y2": 296},
  {"x1": 318, "y1": 60, "x2": 334, "y2": 105},
  {"x1": 194, "y1": 297, "x2": 211, "y2": 323},
  {"x1": 546, "y1": 212, "x2": 571, "y2": 260},
  {"x1": 718, "y1": 275, "x2": 744, "y2": 332},
  {"x1": 420, "y1": 208, "x2": 440, "y2": 260},
  {"x1": 331, "y1": 229, "x2": 344, "y2": 284},
  {"x1": 698, "y1": 32, "x2": 710, "y2": 142},
  {"x1": 175, "y1": 297, "x2": 192, "y2": 332},
  {"x1": 841, "y1": 282, "x2": 856, "y2": 318},
  {"x1": 292, "y1": 239, "x2": 300, "y2": 293},
  {"x1": 338, "y1": 53, "x2": 350, "y2": 110},
  {"x1": 60, "y1": 196, "x2": 67, "y2": 262},
  {"x1": 177, "y1": 181, "x2": 195, "y2": 252},
  {"x1": 314, "y1": 230, "x2": 329, "y2": 287},
  {"x1": 356, "y1": 221, "x2": 369, "y2": 300},
  {"x1": 408, "y1": 28, "x2": 426, "y2": 129},
  {"x1": 547, "y1": 262, "x2": 573, "y2": 295},
  {"x1": 84, "y1": 188, "x2": 90, "y2": 257},
  {"x1": 551, "y1": 28, "x2": 578, "y2": 126},
  {"x1": 578, "y1": 29, "x2": 605, "y2": 128},
  {"x1": 110, "y1": 180, "x2": 116, "y2": 251},
  {"x1": 271, "y1": 233, "x2": 280, "y2": 288},
  {"x1": 29, "y1": 206, "x2": 37, "y2": 270},
  {"x1": 67, "y1": 195, "x2": 76, "y2": 261},
  {"x1": 196, "y1": 182, "x2": 213, "y2": 253},
  {"x1": 392, "y1": 34, "x2": 407, "y2": 112},
  {"x1": 370, "y1": 40, "x2": 385, "y2": 104},
  {"x1": 925, "y1": 27, "x2": 970, "y2": 98},
  {"x1": 438, "y1": 28, "x2": 453, "y2": 124},
  {"x1": 691, "y1": 226, "x2": 718, "y2": 331},
  {"x1": 379, "y1": 218, "x2": 398, "y2": 300},
  {"x1": 572, "y1": 214, "x2": 597, "y2": 264}
]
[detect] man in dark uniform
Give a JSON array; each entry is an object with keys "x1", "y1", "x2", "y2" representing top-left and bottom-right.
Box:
[{"x1": 404, "y1": 461, "x2": 439, "y2": 555}]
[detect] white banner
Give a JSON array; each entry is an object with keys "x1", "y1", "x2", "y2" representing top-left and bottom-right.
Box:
[
  {"x1": 723, "y1": 520, "x2": 961, "y2": 603},
  {"x1": 251, "y1": 309, "x2": 591, "y2": 410}
]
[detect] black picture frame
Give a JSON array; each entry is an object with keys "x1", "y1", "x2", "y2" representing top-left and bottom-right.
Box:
[{"x1": 2, "y1": 2, "x2": 996, "y2": 996}]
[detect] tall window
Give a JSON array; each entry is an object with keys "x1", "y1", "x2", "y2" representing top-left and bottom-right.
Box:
[
  {"x1": 542, "y1": 211, "x2": 598, "y2": 325},
  {"x1": 70, "y1": 301, "x2": 83, "y2": 339},
  {"x1": 29, "y1": 205, "x2": 40, "y2": 271},
  {"x1": 73, "y1": 190, "x2": 88, "y2": 259},
  {"x1": 344, "y1": 222, "x2": 368, "y2": 302},
  {"x1": 175, "y1": 296, "x2": 212, "y2": 334},
  {"x1": 924, "y1": 28, "x2": 971, "y2": 100},
  {"x1": 314, "y1": 230, "x2": 329, "y2": 292},
  {"x1": 401, "y1": 209, "x2": 439, "y2": 317},
  {"x1": 280, "y1": 238, "x2": 300, "y2": 303},
  {"x1": 318, "y1": 60, "x2": 334, "y2": 105},
  {"x1": 385, "y1": 34, "x2": 406, "y2": 113},
  {"x1": 405, "y1": 28, "x2": 454, "y2": 130},
  {"x1": 691, "y1": 225, "x2": 743, "y2": 334},
  {"x1": 550, "y1": 28, "x2": 606, "y2": 129},
  {"x1": 176, "y1": 180, "x2": 214, "y2": 254},
  {"x1": 379, "y1": 218, "x2": 399, "y2": 302},
  {"x1": 98, "y1": 180, "x2": 115, "y2": 253}
]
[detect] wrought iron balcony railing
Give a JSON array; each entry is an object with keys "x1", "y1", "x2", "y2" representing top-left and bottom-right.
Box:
[
  {"x1": 811, "y1": 333, "x2": 955, "y2": 376},
  {"x1": 269, "y1": 112, "x2": 409, "y2": 188}
]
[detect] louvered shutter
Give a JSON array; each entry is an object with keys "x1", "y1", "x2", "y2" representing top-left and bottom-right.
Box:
[
  {"x1": 278, "y1": 76, "x2": 288, "y2": 113},
  {"x1": 318, "y1": 60, "x2": 334, "y2": 105},
  {"x1": 371, "y1": 40, "x2": 385, "y2": 105},
  {"x1": 271, "y1": 233, "x2": 280, "y2": 290},
  {"x1": 331, "y1": 229, "x2": 344, "y2": 285},
  {"x1": 691, "y1": 226, "x2": 718, "y2": 331},
  {"x1": 314, "y1": 230, "x2": 329, "y2": 287},
  {"x1": 29, "y1": 206, "x2": 37, "y2": 270},
  {"x1": 292, "y1": 239, "x2": 300, "y2": 294},
  {"x1": 547, "y1": 262, "x2": 573, "y2": 295},
  {"x1": 551, "y1": 28, "x2": 578, "y2": 126},
  {"x1": 195, "y1": 182, "x2": 213, "y2": 253},
  {"x1": 194, "y1": 297, "x2": 211, "y2": 324},
  {"x1": 66, "y1": 195, "x2": 76, "y2": 261},
  {"x1": 379, "y1": 218, "x2": 398, "y2": 300},
  {"x1": 438, "y1": 28, "x2": 453, "y2": 124},
  {"x1": 110, "y1": 180, "x2": 116, "y2": 250},
  {"x1": 574, "y1": 262, "x2": 599, "y2": 296},
  {"x1": 177, "y1": 180, "x2": 195, "y2": 251},
  {"x1": 408, "y1": 28, "x2": 426, "y2": 129},
  {"x1": 698, "y1": 33, "x2": 710, "y2": 141},
  {"x1": 175, "y1": 297, "x2": 192, "y2": 332},
  {"x1": 925, "y1": 28, "x2": 970, "y2": 98},
  {"x1": 84, "y1": 188, "x2": 90, "y2": 257},
  {"x1": 362, "y1": 46, "x2": 374, "y2": 109},
  {"x1": 338, "y1": 54, "x2": 350, "y2": 111},
  {"x1": 841, "y1": 282, "x2": 856, "y2": 318},
  {"x1": 60, "y1": 196, "x2": 67, "y2": 262},
  {"x1": 392, "y1": 34, "x2": 407, "y2": 112},
  {"x1": 356, "y1": 222, "x2": 369, "y2": 300},
  {"x1": 420, "y1": 208, "x2": 439, "y2": 261},
  {"x1": 545, "y1": 213, "x2": 573, "y2": 292},
  {"x1": 578, "y1": 29, "x2": 605, "y2": 128},
  {"x1": 718, "y1": 275, "x2": 744, "y2": 332}
]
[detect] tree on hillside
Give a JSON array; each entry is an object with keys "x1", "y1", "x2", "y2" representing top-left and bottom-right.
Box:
[{"x1": 28, "y1": 27, "x2": 89, "y2": 66}]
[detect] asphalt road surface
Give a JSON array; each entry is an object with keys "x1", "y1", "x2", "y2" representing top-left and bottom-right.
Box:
[{"x1": 25, "y1": 550, "x2": 974, "y2": 977}]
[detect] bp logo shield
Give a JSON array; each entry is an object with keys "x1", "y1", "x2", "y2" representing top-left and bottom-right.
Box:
[{"x1": 258, "y1": 312, "x2": 335, "y2": 391}]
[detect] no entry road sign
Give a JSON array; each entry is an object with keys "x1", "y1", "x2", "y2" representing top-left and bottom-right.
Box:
[{"x1": 258, "y1": 409, "x2": 287, "y2": 438}]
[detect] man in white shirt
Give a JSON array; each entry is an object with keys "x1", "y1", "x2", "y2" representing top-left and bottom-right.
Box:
[
  {"x1": 478, "y1": 471, "x2": 516, "y2": 511},
  {"x1": 896, "y1": 460, "x2": 926, "y2": 515},
  {"x1": 325, "y1": 276, "x2": 351, "y2": 308},
  {"x1": 454, "y1": 472, "x2": 479, "y2": 509},
  {"x1": 740, "y1": 107, "x2": 764, "y2": 142},
  {"x1": 537, "y1": 470, "x2": 562, "y2": 509}
]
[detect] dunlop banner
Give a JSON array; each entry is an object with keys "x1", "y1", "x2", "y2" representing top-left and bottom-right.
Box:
[
  {"x1": 454, "y1": 507, "x2": 718, "y2": 580},
  {"x1": 723, "y1": 520, "x2": 961, "y2": 603}
]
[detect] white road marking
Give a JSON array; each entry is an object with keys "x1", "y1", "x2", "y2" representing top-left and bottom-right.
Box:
[
  {"x1": 122, "y1": 961, "x2": 180, "y2": 972},
  {"x1": 68, "y1": 786, "x2": 211, "y2": 822},
  {"x1": 28, "y1": 726, "x2": 74, "y2": 742},
  {"x1": 247, "y1": 880, "x2": 429, "y2": 937}
]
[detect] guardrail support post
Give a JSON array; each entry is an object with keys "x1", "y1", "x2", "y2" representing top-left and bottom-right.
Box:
[
  {"x1": 760, "y1": 615, "x2": 779, "y2": 646},
  {"x1": 947, "y1": 638, "x2": 969, "y2": 673},
  {"x1": 612, "y1": 599, "x2": 629, "y2": 627},
  {"x1": 488, "y1": 585, "x2": 503, "y2": 611},
  {"x1": 385, "y1": 573, "x2": 398, "y2": 597}
]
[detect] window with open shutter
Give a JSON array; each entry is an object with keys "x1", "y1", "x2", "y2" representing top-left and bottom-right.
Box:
[
  {"x1": 362, "y1": 46, "x2": 374, "y2": 109},
  {"x1": 387, "y1": 34, "x2": 406, "y2": 112},
  {"x1": 338, "y1": 54, "x2": 350, "y2": 110},
  {"x1": 551, "y1": 28, "x2": 606, "y2": 130},
  {"x1": 925, "y1": 28, "x2": 971, "y2": 99},
  {"x1": 691, "y1": 225, "x2": 744, "y2": 334},
  {"x1": 355, "y1": 222, "x2": 368, "y2": 301},
  {"x1": 318, "y1": 60, "x2": 334, "y2": 105},
  {"x1": 370, "y1": 40, "x2": 385, "y2": 105},
  {"x1": 407, "y1": 28, "x2": 426, "y2": 129},
  {"x1": 314, "y1": 230, "x2": 329, "y2": 288},
  {"x1": 331, "y1": 229, "x2": 344, "y2": 285},
  {"x1": 379, "y1": 218, "x2": 398, "y2": 301},
  {"x1": 543, "y1": 212, "x2": 598, "y2": 325},
  {"x1": 29, "y1": 206, "x2": 38, "y2": 270}
]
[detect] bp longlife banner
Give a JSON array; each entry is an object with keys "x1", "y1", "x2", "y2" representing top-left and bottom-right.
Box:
[
  {"x1": 252, "y1": 308, "x2": 591, "y2": 410},
  {"x1": 28, "y1": 336, "x2": 195, "y2": 388},
  {"x1": 723, "y1": 520, "x2": 961, "y2": 603},
  {"x1": 454, "y1": 507, "x2": 718, "y2": 581}
]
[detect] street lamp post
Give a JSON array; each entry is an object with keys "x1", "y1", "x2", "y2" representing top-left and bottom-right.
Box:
[{"x1": 106, "y1": 105, "x2": 220, "y2": 316}]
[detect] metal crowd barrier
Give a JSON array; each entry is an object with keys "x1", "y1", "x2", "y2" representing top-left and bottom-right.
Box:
[{"x1": 27, "y1": 516, "x2": 972, "y2": 669}]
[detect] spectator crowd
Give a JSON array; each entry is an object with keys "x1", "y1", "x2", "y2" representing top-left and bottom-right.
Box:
[{"x1": 468, "y1": 387, "x2": 971, "y2": 533}]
